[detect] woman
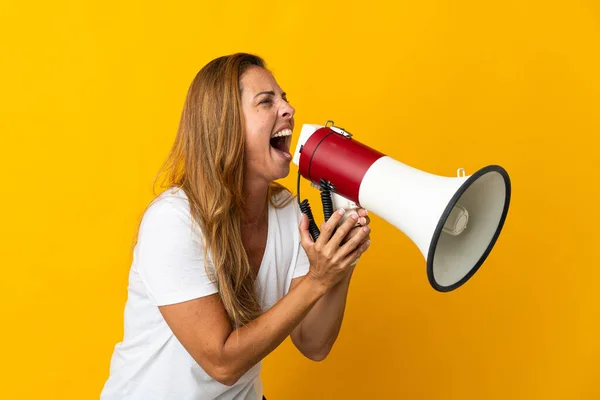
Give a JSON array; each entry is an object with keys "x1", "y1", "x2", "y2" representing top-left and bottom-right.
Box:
[{"x1": 100, "y1": 53, "x2": 372, "y2": 400}]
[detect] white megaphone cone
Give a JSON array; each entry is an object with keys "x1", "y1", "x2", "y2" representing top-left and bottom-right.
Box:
[{"x1": 292, "y1": 122, "x2": 511, "y2": 292}]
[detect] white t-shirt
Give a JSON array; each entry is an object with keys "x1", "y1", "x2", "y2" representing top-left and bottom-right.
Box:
[{"x1": 100, "y1": 187, "x2": 310, "y2": 400}]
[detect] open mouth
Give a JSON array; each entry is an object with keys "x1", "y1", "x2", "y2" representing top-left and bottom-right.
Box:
[{"x1": 270, "y1": 128, "x2": 292, "y2": 158}]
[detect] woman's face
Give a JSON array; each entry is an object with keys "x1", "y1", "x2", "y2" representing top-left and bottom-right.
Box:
[{"x1": 240, "y1": 66, "x2": 295, "y2": 186}]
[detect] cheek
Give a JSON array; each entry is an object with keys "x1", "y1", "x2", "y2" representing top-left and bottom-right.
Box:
[
  {"x1": 242, "y1": 108, "x2": 274, "y2": 151},
  {"x1": 247, "y1": 108, "x2": 274, "y2": 128},
  {"x1": 242, "y1": 107, "x2": 259, "y2": 132},
  {"x1": 246, "y1": 117, "x2": 271, "y2": 141}
]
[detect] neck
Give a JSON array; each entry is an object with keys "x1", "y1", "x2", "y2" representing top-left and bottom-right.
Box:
[{"x1": 242, "y1": 179, "x2": 269, "y2": 226}]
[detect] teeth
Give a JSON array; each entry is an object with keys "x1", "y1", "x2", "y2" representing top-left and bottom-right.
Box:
[{"x1": 272, "y1": 129, "x2": 292, "y2": 138}]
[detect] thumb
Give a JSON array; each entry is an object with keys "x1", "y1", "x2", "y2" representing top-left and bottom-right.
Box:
[{"x1": 298, "y1": 213, "x2": 315, "y2": 247}]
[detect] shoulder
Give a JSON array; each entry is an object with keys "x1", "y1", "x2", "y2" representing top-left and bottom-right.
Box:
[
  {"x1": 139, "y1": 187, "x2": 198, "y2": 238},
  {"x1": 145, "y1": 187, "x2": 190, "y2": 218},
  {"x1": 133, "y1": 188, "x2": 217, "y2": 305}
]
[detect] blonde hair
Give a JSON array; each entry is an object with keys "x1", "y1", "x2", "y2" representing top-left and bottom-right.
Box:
[{"x1": 152, "y1": 53, "x2": 293, "y2": 327}]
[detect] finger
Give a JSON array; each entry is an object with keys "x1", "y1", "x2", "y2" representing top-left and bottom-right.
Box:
[
  {"x1": 357, "y1": 215, "x2": 370, "y2": 226},
  {"x1": 357, "y1": 208, "x2": 369, "y2": 218},
  {"x1": 298, "y1": 213, "x2": 315, "y2": 248},
  {"x1": 356, "y1": 234, "x2": 371, "y2": 247},
  {"x1": 341, "y1": 226, "x2": 361, "y2": 244},
  {"x1": 317, "y1": 208, "x2": 347, "y2": 244},
  {"x1": 328, "y1": 211, "x2": 361, "y2": 249},
  {"x1": 337, "y1": 224, "x2": 370, "y2": 258},
  {"x1": 342, "y1": 222, "x2": 370, "y2": 245},
  {"x1": 342, "y1": 239, "x2": 371, "y2": 265}
]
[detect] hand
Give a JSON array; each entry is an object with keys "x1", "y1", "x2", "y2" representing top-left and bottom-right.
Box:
[
  {"x1": 299, "y1": 208, "x2": 371, "y2": 291},
  {"x1": 341, "y1": 208, "x2": 371, "y2": 246},
  {"x1": 340, "y1": 208, "x2": 371, "y2": 271}
]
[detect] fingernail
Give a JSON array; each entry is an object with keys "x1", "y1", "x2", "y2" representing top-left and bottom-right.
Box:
[
  {"x1": 337, "y1": 208, "x2": 346, "y2": 215},
  {"x1": 351, "y1": 212, "x2": 359, "y2": 220},
  {"x1": 363, "y1": 225, "x2": 370, "y2": 232},
  {"x1": 360, "y1": 217, "x2": 366, "y2": 225},
  {"x1": 365, "y1": 240, "x2": 371, "y2": 246},
  {"x1": 364, "y1": 209, "x2": 368, "y2": 215}
]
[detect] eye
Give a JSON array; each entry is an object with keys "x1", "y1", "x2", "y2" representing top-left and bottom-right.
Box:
[{"x1": 258, "y1": 98, "x2": 273, "y2": 106}]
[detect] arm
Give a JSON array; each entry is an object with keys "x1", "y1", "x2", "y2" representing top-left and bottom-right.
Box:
[
  {"x1": 157, "y1": 208, "x2": 368, "y2": 386},
  {"x1": 158, "y1": 274, "x2": 326, "y2": 386},
  {"x1": 290, "y1": 209, "x2": 371, "y2": 361},
  {"x1": 288, "y1": 271, "x2": 353, "y2": 361}
]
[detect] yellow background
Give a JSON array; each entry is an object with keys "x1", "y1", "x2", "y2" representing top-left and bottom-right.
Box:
[{"x1": 1, "y1": 0, "x2": 599, "y2": 398}]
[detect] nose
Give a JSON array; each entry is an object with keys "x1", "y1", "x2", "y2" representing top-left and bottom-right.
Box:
[{"x1": 280, "y1": 100, "x2": 295, "y2": 120}]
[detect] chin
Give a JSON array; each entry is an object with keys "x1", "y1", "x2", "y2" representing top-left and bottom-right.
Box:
[
  {"x1": 265, "y1": 161, "x2": 290, "y2": 181},
  {"x1": 274, "y1": 165, "x2": 291, "y2": 181}
]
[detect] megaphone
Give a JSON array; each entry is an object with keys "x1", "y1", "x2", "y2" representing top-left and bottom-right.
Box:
[{"x1": 292, "y1": 121, "x2": 511, "y2": 292}]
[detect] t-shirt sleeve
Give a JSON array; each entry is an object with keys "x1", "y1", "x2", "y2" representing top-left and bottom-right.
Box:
[{"x1": 134, "y1": 196, "x2": 218, "y2": 306}]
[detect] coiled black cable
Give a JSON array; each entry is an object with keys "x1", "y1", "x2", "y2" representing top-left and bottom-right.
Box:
[
  {"x1": 297, "y1": 169, "x2": 340, "y2": 242},
  {"x1": 319, "y1": 179, "x2": 335, "y2": 222},
  {"x1": 298, "y1": 171, "x2": 321, "y2": 241},
  {"x1": 296, "y1": 133, "x2": 339, "y2": 242},
  {"x1": 319, "y1": 179, "x2": 338, "y2": 238},
  {"x1": 299, "y1": 199, "x2": 321, "y2": 241}
]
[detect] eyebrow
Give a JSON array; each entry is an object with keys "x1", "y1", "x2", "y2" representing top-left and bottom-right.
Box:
[{"x1": 254, "y1": 91, "x2": 286, "y2": 98}]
